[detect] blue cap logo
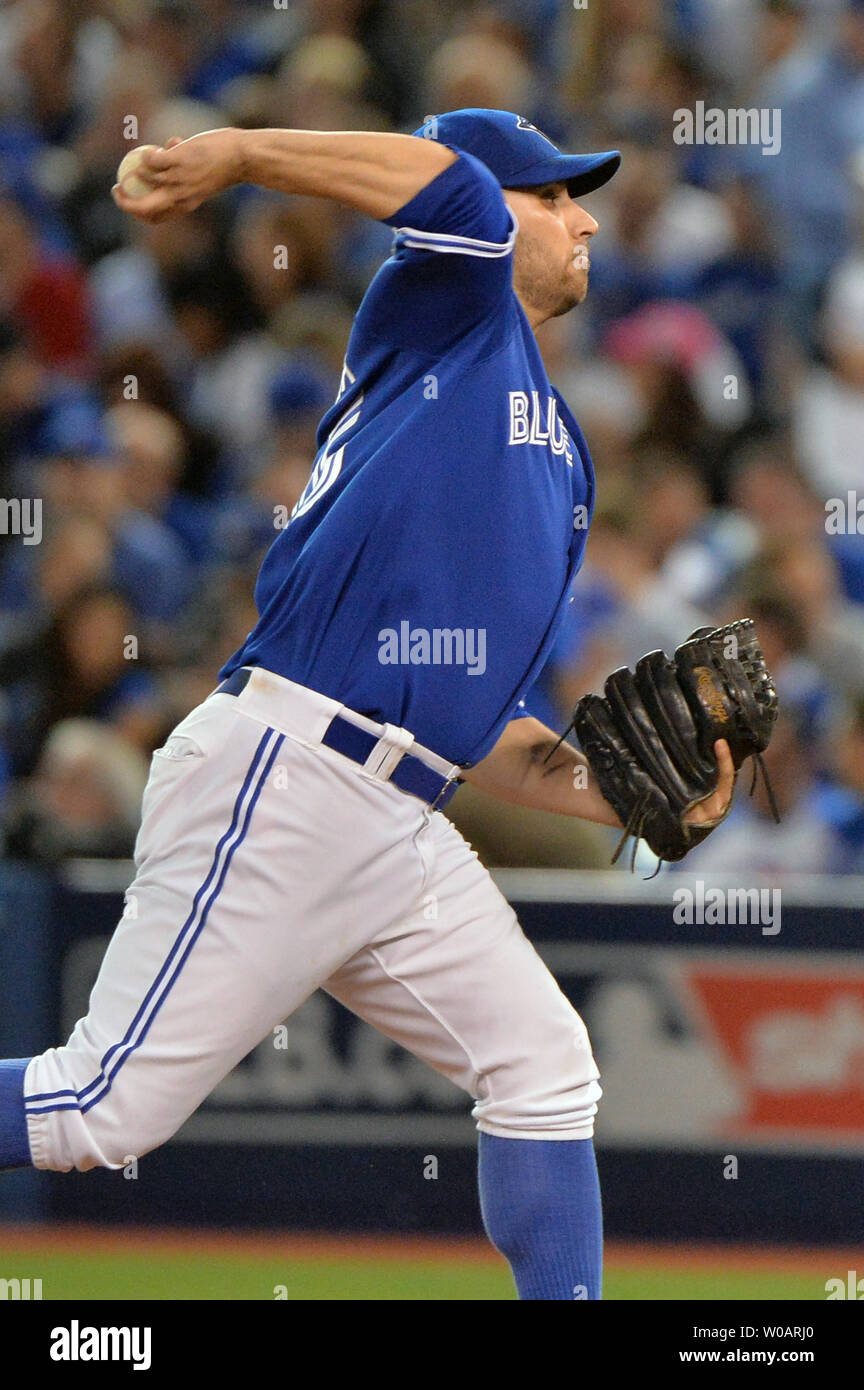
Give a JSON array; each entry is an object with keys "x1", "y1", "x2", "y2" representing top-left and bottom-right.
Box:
[{"x1": 515, "y1": 115, "x2": 558, "y2": 150}]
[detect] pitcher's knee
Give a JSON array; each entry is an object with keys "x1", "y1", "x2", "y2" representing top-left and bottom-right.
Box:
[
  {"x1": 28, "y1": 1099, "x2": 188, "y2": 1173},
  {"x1": 472, "y1": 1008, "x2": 602, "y2": 1140},
  {"x1": 24, "y1": 1046, "x2": 192, "y2": 1173},
  {"x1": 26, "y1": 1096, "x2": 185, "y2": 1172}
]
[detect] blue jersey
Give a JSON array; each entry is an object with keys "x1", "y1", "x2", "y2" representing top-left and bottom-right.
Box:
[{"x1": 220, "y1": 149, "x2": 595, "y2": 766}]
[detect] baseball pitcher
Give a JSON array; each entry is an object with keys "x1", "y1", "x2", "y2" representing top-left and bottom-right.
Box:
[{"x1": 1, "y1": 112, "x2": 775, "y2": 1300}]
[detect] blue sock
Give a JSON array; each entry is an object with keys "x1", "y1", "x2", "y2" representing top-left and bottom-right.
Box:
[
  {"x1": 0, "y1": 1059, "x2": 32, "y2": 1171},
  {"x1": 478, "y1": 1133, "x2": 603, "y2": 1300}
]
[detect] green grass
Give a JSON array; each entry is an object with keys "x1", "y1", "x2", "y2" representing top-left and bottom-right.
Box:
[
  {"x1": 0, "y1": 1249, "x2": 829, "y2": 1300},
  {"x1": 607, "y1": 1269, "x2": 822, "y2": 1301}
]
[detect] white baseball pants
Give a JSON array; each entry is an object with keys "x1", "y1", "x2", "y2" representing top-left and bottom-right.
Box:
[{"x1": 22, "y1": 668, "x2": 601, "y2": 1171}]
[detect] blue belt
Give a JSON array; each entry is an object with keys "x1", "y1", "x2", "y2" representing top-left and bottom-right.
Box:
[{"x1": 216, "y1": 668, "x2": 462, "y2": 810}]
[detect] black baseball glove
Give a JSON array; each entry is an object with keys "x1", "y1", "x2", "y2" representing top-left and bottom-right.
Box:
[{"x1": 569, "y1": 618, "x2": 779, "y2": 867}]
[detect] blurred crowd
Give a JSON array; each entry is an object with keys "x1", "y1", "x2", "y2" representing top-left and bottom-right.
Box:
[{"x1": 0, "y1": 0, "x2": 863, "y2": 875}]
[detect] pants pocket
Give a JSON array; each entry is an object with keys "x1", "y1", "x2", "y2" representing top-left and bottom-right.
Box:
[{"x1": 152, "y1": 734, "x2": 207, "y2": 761}]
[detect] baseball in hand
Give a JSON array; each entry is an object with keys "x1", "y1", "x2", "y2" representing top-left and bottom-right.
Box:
[{"x1": 116, "y1": 145, "x2": 159, "y2": 198}]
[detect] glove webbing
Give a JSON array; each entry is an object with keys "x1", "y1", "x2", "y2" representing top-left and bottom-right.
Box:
[{"x1": 750, "y1": 750, "x2": 780, "y2": 825}]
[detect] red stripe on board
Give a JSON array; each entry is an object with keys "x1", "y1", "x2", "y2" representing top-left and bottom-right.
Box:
[
  {"x1": 0, "y1": 1224, "x2": 503, "y2": 1264},
  {"x1": 604, "y1": 1242, "x2": 862, "y2": 1274},
  {"x1": 0, "y1": 1225, "x2": 857, "y2": 1272}
]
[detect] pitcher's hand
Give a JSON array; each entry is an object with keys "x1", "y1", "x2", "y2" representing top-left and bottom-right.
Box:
[
  {"x1": 684, "y1": 740, "x2": 736, "y2": 828},
  {"x1": 112, "y1": 129, "x2": 246, "y2": 223}
]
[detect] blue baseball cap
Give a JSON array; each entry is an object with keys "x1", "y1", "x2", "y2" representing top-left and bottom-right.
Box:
[{"x1": 414, "y1": 109, "x2": 621, "y2": 197}]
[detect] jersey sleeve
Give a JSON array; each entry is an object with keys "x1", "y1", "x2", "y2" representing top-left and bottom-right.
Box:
[{"x1": 356, "y1": 147, "x2": 517, "y2": 353}]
